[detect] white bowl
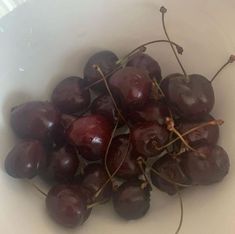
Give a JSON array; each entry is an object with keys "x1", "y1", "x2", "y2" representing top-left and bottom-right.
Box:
[{"x1": 1, "y1": 0, "x2": 235, "y2": 234}]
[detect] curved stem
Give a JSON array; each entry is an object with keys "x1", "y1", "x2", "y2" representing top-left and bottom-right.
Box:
[
  {"x1": 154, "y1": 119, "x2": 224, "y2": 151},
  {"x1": 85, "y1": 66, "x2": 121, "y2": 90},
  {"x1": 210, "y1": 55, "x2": 235, "y2": 83},
  {"x1": 93, "y1": 65, "x2": 129, "y2": 127},
  {"x1": 137, "y1": 158, "x2": 152, "y2": 190},
  {"x1": 104, "y1": 119, "x2": 119, "y2": 183},
  {"x1": 139, "y1": 158, "x2": 191, "y2": 188},
  {"x1": 85, "y1": 39, "x2": 183, "y2": 90},
  {"x1": 175, "y1": 188, "x2": 184, "y2": 234},
  {"x1": 94, "y1": 137, "x2": 131, "y2": 199},
  {"x1": 160, "y1": 6, "x2": 188, "y2": 80},
  {"x1": 117, "y1": 39, "x2": 183, "y2": 65}
]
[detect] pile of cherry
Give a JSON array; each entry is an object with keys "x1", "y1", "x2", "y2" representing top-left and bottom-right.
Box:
[{"x1": 4, "y1": 6, "x2": 234, "y2": 232}]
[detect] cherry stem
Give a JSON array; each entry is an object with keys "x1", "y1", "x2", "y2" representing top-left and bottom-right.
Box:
[
  {"x1": 116, "y1": 39, "x2": 183, "y2": 65},
  {"x1": 85, "y1": 39, "x2": 183, "y2": 90},
  {"x1": 137, "y1": 158, "x2": 153, "y2": 190},
  {"x1": 154, "y1": 118, "x2": 224, "y2": 151},
  {"x1": 175, "y1": 187, "x2": 184, "y2": 234},
  {"x1": 104, "y1": 118, "x2": 119, "y2": 184},
  {"x1": 166, "y1": 117, "x2": 202, "y2": 155},
  {"x1": 93, "y1": 65, "x2": 129, "y2": 127},
  {"x1": 87, "y1": 200, "x2": 108, "y2": 209},
  {"x1": 139, "y1": 158, "x2": 191, "y2": 188},
  {"x1": 94, "y1": 137, "x2": 131, "y2": 199},
  {"x1": 152, "y1": 80, "x2": 174, "y2": 119},
  {"x1": 153, "y1": 79, "x2": 165, "y2": 97},
  {"x1": 210, "y1": 55, "x2": 235, "y2": 83},
  {"x1": 160, "y1": 6, "x2": 189, "y2": 81},
  {"x1": 85, "y1": 66, "x2": 121, "y2": 90},
  {"x1": 29, "y1": 181, "x2": 47, "y2": 197}
]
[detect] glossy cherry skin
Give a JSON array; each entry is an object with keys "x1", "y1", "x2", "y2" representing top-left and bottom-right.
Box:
[
  {"x1": 161, "y1": 74, "x2": 215, "y2": 120},
  {"x1": 5, "y1": 140, "x2": 47, "y2": 179},
  {"x1": 109, "y1": 67, "x2": 153, "y2": 110},
  {"x1": 126, "y1": 53, "x2": 162, "y2": 83},
  {"x1": 91, "y1": 94, "x2": 120, "y2": 126},
  {"x1": 46, "y1": 185, "x2": 91, "y2": 228},
  {"x1": 84, "y1": 50, "x2": 119, "y2": 92},
  {"x1": 81, "y1": 163, "x2": 112, "y2": 203},
  {"x1": 131, "y1": 122, "x2": 169, "y2": 157},
  {"x1": 44, "y1": 145, "x2": 79, "y2": 183},
  {"x1": 10, "y1": 101, "x2": 61, "y2": 142},
  {"x1": 178, "y1": 115, "x2": 219, "y2": 147},
  {"x1": 67, "y1": 114, "x2": 113, "y2": 161},
  {"x1": 44, "y1": 124, "x2": 67, "y2": 150},
  {"x1": 150, "y1": 155, "x2": 190, "y2": 195},
  {"x1": 127, "y1": 99, "x2": 170, "y2": 126},
  {"x1": 106, "y1": 134, "x2": 145, "y2": 180},
  {"x1": 113, "y1": 180, "x2": 150, "y2": 220},
  {"x1": 51, "y1": 77, "x2": 90, "y2": 114},
  {"x1": 180, "y1": 144, "x2": 230, "y2": 185}
]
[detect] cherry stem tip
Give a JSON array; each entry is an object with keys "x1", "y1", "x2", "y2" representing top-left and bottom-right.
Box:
[{"x1": 160, "y1": 6, "x2": 167, "y2": 14}]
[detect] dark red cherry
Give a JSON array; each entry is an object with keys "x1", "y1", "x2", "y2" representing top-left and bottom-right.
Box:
[
  {"x1": 46, "y1": 185, "x2": 91, "y2": 228},
  {"x1": 126, "y1": 53, "x2": 162, "y2": 83},
  {"x1": 91, "y1": 94, "x2": 119, "y2": 126},
  {"x1": 10, "y1": 101, "x2": 61, "y2": 142},
  {"x1": 109, "y1": 67, "x2": 153, "y2": 110},
  {"x1": 5, "y1": 140, "x2": 47, "y2": 179},
  {"x1": 180, "y1": 144, "x2": 230, "y2": 185},
  {"x1": 150, "y1": 155, "x2": 190, "y2": 195},
  {"x1": 113, "y1": 180, "x2": 150, "y2": 220},
  {"x1": 44, "y1": 123, "x2": 67, "y2": 150},
  {"x1": 178, "y1": 115, "x2": 219, "y2": 146},
  {"x1": 106, "y1": 134, "x2": 145, "y2": 180},
  {"x1": 84, "y1": 50, "x2": 119, "y2": 92},
  {"x1": 131, "y1": 122, "x2": 169, "y2": 157},
  {"x1": 70, "y1": 185, "x2": 93, "y2": 222},
  {"x1": 44, "y1": 145, "x2": 79, "y2": 183},
  {"x1": 66, "y1": 114, "x2": 113, "y2": 161},
  {"x1": 81, "y1": 163, "x2": 112, "y2": 203},
  {"x1": 127, "y1": 99, "x2": 170, "y2": 126},
  {"x1": 51, "y1": 77, "x2": 90, "y2": 114},
  {"x1": 161, "y1": 74, "x2": 215, "y2": 120}
]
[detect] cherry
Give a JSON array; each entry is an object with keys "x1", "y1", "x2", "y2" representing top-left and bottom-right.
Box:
[
  {"x1": 113, "y1": 180, "x2": 150, "y2": 220},
  {"x1": 127, "y1": 99, "x2": 170, "y2": 126},
  {"x1": 106, "y1": 134, "x2": 145, "y2": 180},
  {"x1": 178, "y1": 115, "x2": 219, "y2": 146},
  {"x1": 80, "y1": 163, "x2": 112, "y2": 203},
  {"x1": 5, "y1": 140, "x2": 47, "y2": 179},
  {"x1": 150, "y1": 155, "x2": 190, "y2": 195},
  {"x1": 46, "y1": 184, "x2": 91, "y2": 228},
  {"x1": 10, "y1": 101, "x2": 61, "y2": 142},
  {"x1": 126, "y1": 53, "x2": 162, "y2": 83},
  {"x1": 44, "y1": 123, "x2": 67, "y2": 150},
  {"x1": 131, "y1": 122, "x2": 169, "y2": 157},
  {"x1": 109, "y1": 67, "x2": 153, "y2": 110},
  {"x1": 51, "y1": 77, "x2": 90, "y2": 114},
  {"x1": 91, "y1": 94, "x2": 121, "y2": 126},
  {"x1": 159, "y1": 7, "x2": 215, "y2": 120},
  {"x1": 161, "y1": 73, "x2": 215, "y2": 120},
  {"x1": 180, "y1": 144, "x2": 230, "y2": 185},
  {"x1": 84, "y1": 50, "x2": 119, "y2": 92},
  {"x1": 43, "y1": 145, "x2": 79, "y2": 183},
  {"x1": 66, "y1": 114, "x2": 113, "y2": 161}
]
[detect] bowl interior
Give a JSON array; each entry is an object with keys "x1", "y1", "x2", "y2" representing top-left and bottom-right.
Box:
[{"x1": 0, "y1": 0, "x2": 235, "y2": 234}]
